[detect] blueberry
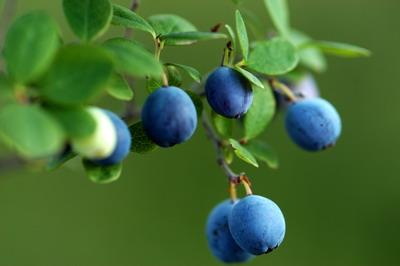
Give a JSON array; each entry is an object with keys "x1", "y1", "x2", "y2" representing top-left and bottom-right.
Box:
[
  {"x1": 276, "y1": 74, "x2": 320, "y2": 109},
  {"x1": 285, "y1": 98, "x2": 342, "y2": 151},
  {"x1": 205, "y1": 67, "x2": 253, "y2": 119},
  {"x1": 206, "y1": 200, "x2": 253, "y2": 263},
  {"x1": 229, "y1": 195, "x2": 286, "y2": 256},
  {"x1": 72, "y1": 107, "x2": 117, "y2": 160},
  {"x1": 93, "y1": 110, "x2": 132, "y2": 166},
  {"x1": 141, "y1": 86, "x2": 197, "y2": 147}
]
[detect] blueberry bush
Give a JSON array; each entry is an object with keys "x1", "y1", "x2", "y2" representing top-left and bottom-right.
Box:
[{"x1": 0, "y1": 0, "x2": 370, "y2": 263}]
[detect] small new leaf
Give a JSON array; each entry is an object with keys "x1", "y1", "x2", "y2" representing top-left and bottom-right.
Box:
[
  {"x1": 225, "y1": 24, "x2": 237, "y2": 52},
  {"x1": 83, "y1": 159, "x2": 122, "y2": 184},
  {"x1": 166, "y1": 63, "x2": 201, "y2": 83},
  {"x1": 129, "y1": 122, "x2": 158, "y2": 154},
  {"x1": 248, "y1": 37, "x2": 299, "y2": 75},
  {"x1": 234, "y1": 66, "x2": 264, "y2": 88},
  {"x1": 47, "y1": 148, "x2": 76, "y2": 171},
  {"x1": 3, "y1": 11, "x2": 59, "y2": 84},
  {"x1": 263, "y1": 0, "x2": 290, "y2": 38},
  {"x1": 229, "y1": 139, "x2": 259, "y2": 168},
  {"x1": 212, "y1": 112, "x2": 234, "y2": 139},
  {"x1": 108, "y1": 74, "x2": 134, "y2": 101},
  {"x1": 63, "y1": 0, "x2": 113, "y2": 42},
  {"x1": 243, "y1": 82, "x2": 276, "y2": 140},
  {"x1": 305, "y1": 41, "x2": 371, "y2": 58},
  {"x1": 246, "y1": 140, "x2": 279, "y2": 169},
  {"x1": 112, "y1": 4, "x2": 156, "y2": 38},
  {"x1": 235, "y1": 10, "x2": 249, "y2": 61}
]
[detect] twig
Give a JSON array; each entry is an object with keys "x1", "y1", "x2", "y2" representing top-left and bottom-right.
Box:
[
  {"x1": 124, "y1": 0, "x2": 140, "y2": 39},
  {"x1": 201, "y1": 112, "x2": 253, "y2": 198},
  {"x1": 0, "y1": 156, "x2": 25, "y2": 173},
  {"x1": 122, "y1": 0, "x2": 141, "y2": 122},
  {"x1": 201, "y1": 112, "x2": 239, "y2": 182},
  {"x1": 0, "y1": 0, "x2": 18, "y2": 70}
]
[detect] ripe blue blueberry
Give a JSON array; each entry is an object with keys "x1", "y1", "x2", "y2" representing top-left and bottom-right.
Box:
[
  {"x1": 205, "y1": 67, "x2": 253, "y2": 119},
  {"x1": 285, "y1": 98, "x2": 342, "y2": 151},
  {"x1": 229, "y1": 195, "x2": 286, "y2": 256},
  {"x1": 141, "y1": 86, "x2": 197, "y2": 147},
  {"x1": 206, "y1": 200, "x2": 253, "y2": 264},
  {"x1": 93, "y1": 110, "x2": 132, "y2": 166},
  {"x1": 276, "y1": 74, "x2": 320, "y2": 109}
]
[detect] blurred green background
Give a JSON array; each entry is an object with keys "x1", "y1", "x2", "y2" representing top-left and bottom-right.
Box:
[{"x1": 0, "y1": 0, "x2": 399, "y2": 265}]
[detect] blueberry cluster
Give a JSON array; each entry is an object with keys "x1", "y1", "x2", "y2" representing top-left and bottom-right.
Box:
[{"x1": 206, "y1": 196, "x2": 285, "y2": 263}]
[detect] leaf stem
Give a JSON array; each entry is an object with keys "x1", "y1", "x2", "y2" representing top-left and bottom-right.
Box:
[
  {"x1": 154, "y1": 39, "x2": 168, "y2": 86},
  {"x1": 221, "y1": 41, "x2": 233, "y2": 66},
  {"x1": 270, "y1": 78, "x2": 297, "y2": 102}
]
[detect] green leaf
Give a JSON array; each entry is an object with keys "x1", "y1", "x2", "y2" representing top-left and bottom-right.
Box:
[
  {"x1": 83, "y1": 159, "x2": 122, "y2": 184},
  {"x1": 160, "y1": 31, "x2": 227, "y2": 46},
  {"x1": 63, "y1": 0, "x2": 113, "y2": 42},
  {"x1": 41, "y1": 45, "x2": 113, "y2": 105},
  {"x1": 248, "y1": 37, "x2": 299, "y2": 75},
  {"x1": 0, "y1": 74, "x2": 15, "y2": 103},
  {"x1": 108, "y1": 74, "x2": 134, "y2": 101},
  {"x1": 243, "y1": 82, "x2": 276, "y2": 140},
  {"x1": 229, "y1": 139, "x2": 259, "y2": 168},
  {"x1": 225, "y1": 24, "x2": 237, "y2": 51},
  {"x1": 305, "y1": 41, "x2": 371, "y2": 58},
  {"x1": 3, "y1": 11, "x2": 59, "y2": 84},
  {"x1": 166, "y1": 63, "x2": 201, "y2": 83},
  {"x1": 185, "y1": 90, "x2": 204, "y2": 118},
  {"x1": 290, "y1": 30, "x2": 327, "y2": 73},
  {"x1": 47, "y1": 148, "x2": 76, "y2": 171},
  {"x1": 129, "y1": 122, "x2": 158, "y2": 154},
  {"x1": 148, "y1": 14, "x2": 197, "y2": 36},
  {"x1": 104, "y1": 38, "x2": 163, "y2": 78},
  {"x1": 246, "y1": 140, "x2": 279, "y2": 169},
  {"x1": 112, "y1": 4, "x2": 155, "y2": 38},
  {"x1": 212, "y1": 112, "x2": 234, "y2": 139},
  {"x1": 145, "y1": 66, "x2": 182, "y2": 93},
  {"x1": 146, "y1": 78, "x2": 163, "y2": 93},
  {"x1": 224, "y1": 147, "x2": 234, "y2": 165},
  {"x1": 263, "y1": 0, "x2": 290, "y2": 37},
  {"x1": 46, "y1": 106, "x2": 96, "y2": 139},
  {"x1": 166, "y1": 65, "x2": 183, "y2": 87},
  {"x1": 234, "y1": 66, "x2": 264, "y2": 88},
  {"x1": 0, "y1": 104, "x2": 65, "y2": 158},
  {"x1": 235, "y1": 10, "x2": 249, "y2": 61}
]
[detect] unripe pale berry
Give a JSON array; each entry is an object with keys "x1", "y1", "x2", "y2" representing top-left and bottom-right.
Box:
[
  {"x1": 72, "y1": 107, "x2": 117, "y2": 160},
  {"x1": 93, "y1": 110, "x2": 132, "y2": 166}
]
